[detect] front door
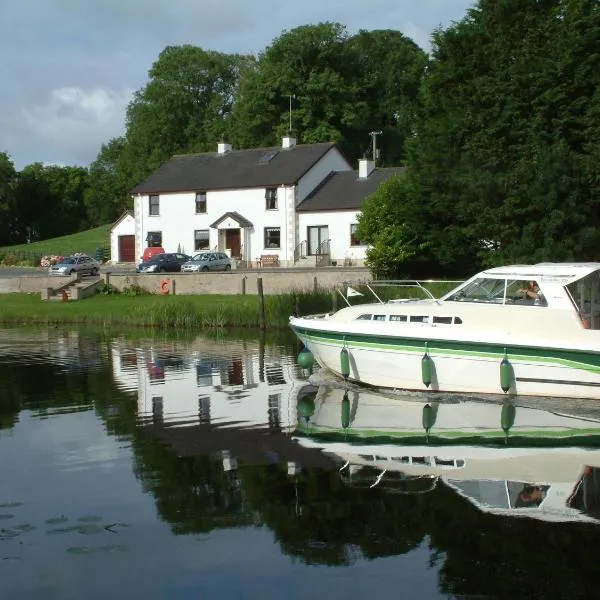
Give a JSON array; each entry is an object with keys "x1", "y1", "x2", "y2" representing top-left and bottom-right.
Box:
[
  {"x1": 307, "y1": 226, "x2": 329, "y2": 255},
  {"x1": 118, "y1": 235, "x2": 135, "y2": 262},
  {"x1": 225, "y1": 229, "x2": 241, "y2": 258}
]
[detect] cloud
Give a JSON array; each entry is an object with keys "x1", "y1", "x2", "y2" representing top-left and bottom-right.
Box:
[{"x1": 21, "y1": 87, "x2": 133, "y2": 165}]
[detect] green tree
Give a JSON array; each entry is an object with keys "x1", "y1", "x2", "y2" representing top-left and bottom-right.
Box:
[
  {"x1": 123, "y1": 45, "x2": 251, "y2": 186},
  {"x1": 231, "y1": 24, "x2": 426, "y2": 164},
  {"x1": 356, "y1": 176, "x2": 431, "y2": 277},
  {"x1": 405, "y1": 0, "x2": 600, "y2": 273},
  {"x1": 85, "y1": 137, "x2": 130, "y2": 226},
  {"x1": 0, "y1": 152, "x2": 17, "y2": 245}
]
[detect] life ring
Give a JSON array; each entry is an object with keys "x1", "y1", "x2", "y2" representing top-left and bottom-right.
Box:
[{"x1": 160, "y1": 279, "x2": 170, "y2": 295}]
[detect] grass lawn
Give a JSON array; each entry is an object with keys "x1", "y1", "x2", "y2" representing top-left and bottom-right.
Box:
[
  {"x1": 0, "y1": 293, "x2": 274, "y2": 328},
  {"x1": 0, "y1": 225, "x2": 111, "y2": 264}
]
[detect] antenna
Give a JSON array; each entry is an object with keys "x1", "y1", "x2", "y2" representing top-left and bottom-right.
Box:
[{"x1": 369, "y1": 130, "x2": 382, "y2": 163}]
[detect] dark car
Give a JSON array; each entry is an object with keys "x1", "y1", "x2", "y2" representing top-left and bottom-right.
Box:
[{"x1": 136, "y1": 253, "x2": 190, "y2": 273}]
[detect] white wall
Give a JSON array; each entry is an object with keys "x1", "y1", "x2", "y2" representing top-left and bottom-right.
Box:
[
  {"x1": 298, "y1": 210, "x2": 367, "y2": 265},
  {"x1": 135, "y1": 186, "x2": 296, "y2": 265},
  {"x1": 296, "y1": 147, "x2": 351, "y2": 203},
  {"x1": 110, "y1": 213, "x2": 135, "y2": 263}
]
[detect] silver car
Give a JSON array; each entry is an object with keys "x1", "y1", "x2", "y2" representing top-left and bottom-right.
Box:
[
  {"x1": 48, "y1": 254, "x2": 100, "y2": 276},
  {"x1": 181, "y1": 252, "x2": 232, "y2": 272}
]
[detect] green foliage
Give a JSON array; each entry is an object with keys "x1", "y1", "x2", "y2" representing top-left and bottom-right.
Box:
[
  {"x1": 121, "y1": 45, "x2": 251, "y2": 187},
  {"x1": 231, "y1": 23, "x2": 426, "y2": 164},
  {"x1": 356, "y1": 176, "x2": 431, "y2": 277},
  {"x1": 404, "y1": 0, "x2": 600, "y2": 272}
]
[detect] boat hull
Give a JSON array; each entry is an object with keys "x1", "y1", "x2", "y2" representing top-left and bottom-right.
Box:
[{"x1": 291, "y1": 321, "x2": 600, "y2": 399}]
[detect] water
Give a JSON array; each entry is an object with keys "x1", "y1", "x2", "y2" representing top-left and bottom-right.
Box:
[{"x1": 1, "y1": 327, "x2": 600, "y2": 599}]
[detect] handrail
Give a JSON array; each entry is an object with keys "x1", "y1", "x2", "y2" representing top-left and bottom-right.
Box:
[
  {"x1": 315, "y1": 238, "x2": 331, "y2": 267},
  {"x1": 293, "y1": 240, "x2": 307, "y2": 263}
]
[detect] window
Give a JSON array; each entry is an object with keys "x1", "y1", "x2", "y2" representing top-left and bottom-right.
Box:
[
  {"x1": 410, "y1": 315, "x2": 429, "y2": 323},
  {"x1": 356, "y1": 314, "x2": 372, "y2": 320},
  {"x1": 350, "y1": 224, "x2": 364, "y2": 247},
  {"x1": 373, "y1": 315, "x2": 386, "y2": 321},
  {"x1": 149, "y1": 194, "x2": 159, "y2": 216},
  {"x1": 390, "y1": 315, "x2": 407, "y2": 322},
  {"x1": 195, "y1": 192, "x2": 207, "y2": 214},
  {"x1": 433, "y1": 316, "x2": 453, "y2": 324},
  {"x1": 264, "y1": 227, "x2": 280, "y2": 248},
  {"x1": 194, "y1": 229, "x2": 209, "y2": 251},
  {"x1": 146, "y1": 231, "x2": 162, "y2": 247},
  {"x1": 265, "y1": 188, "x2": 278, "y2": 210}
]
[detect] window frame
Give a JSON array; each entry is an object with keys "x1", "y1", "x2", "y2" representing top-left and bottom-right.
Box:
[
  {"x1": 195, "y1": 192, "x2": 207, "y2": 214},
  {"x1": 149, "y1": 194, "x2": 160, "y2": 216},
  {"x1": 146, "y1": 231, "x2": 162, "y2": 247},
  {"x1": 263, "y1": 227, "x2": 281, "y2": 249},
  {"x1": 194, "y1": 229, "x2": 210, "y2": 251},
  {"x1": 265, "y1": 187, "x2": 278, "y2": 210},
  {"x1": 350, "y1": 224, "x2": 365, "y2": 247}
]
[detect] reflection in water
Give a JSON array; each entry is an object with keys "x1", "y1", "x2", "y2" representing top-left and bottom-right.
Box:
[{"x1": 2, "y1": 327, "x2": 600, "y2": 599}]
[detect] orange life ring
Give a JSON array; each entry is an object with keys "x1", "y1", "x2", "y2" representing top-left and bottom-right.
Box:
[{"x1": 160, "y1": 279, "x2": 170, "y2": 295}]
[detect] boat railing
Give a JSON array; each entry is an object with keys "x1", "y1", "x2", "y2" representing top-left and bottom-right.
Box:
[{"x1": 337, "y1": 279, "x2": 464, "y2": 307}]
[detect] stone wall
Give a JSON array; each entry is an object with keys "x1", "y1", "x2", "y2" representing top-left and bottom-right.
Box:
[{"x1": 103, "y1": 268, "x2": 372, "y2": 295}]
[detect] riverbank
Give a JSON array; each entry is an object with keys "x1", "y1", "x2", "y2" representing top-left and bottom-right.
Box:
[{"x1": 0, "y1": 292, "x2": 334, "y2": 329}]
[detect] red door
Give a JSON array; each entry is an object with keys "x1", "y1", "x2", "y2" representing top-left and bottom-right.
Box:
[
  {"x1": 225, "y1": 229, "x2": 241, "y2": 258},
  {"x1": 119, "y1": 235, "x2": 135, "y2": 262}
]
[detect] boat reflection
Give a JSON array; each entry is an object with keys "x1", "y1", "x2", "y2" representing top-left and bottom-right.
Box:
[{"x1": 293, "y1": 384, "x2": 600, "y2": 523}]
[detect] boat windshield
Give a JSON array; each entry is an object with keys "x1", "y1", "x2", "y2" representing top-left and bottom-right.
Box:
[{"x1": 446, "y1": 277, "x2": 547, "y2": 306}]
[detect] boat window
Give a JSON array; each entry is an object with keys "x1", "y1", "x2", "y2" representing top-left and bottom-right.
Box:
[
  {"x1": 410, "y1": 315, "x2": 429, "y2": 323},
  {"x1": 567, "y1": 271, "x2": 600, "y2": 330},
  {"x1": 373, "y1": 315, "x2": 386, "y2": 321},
  {"x1": 454, "y1": 317, "x2": 463, "y2": 324},
  {"x1": 356, "y1": 314, "x2": 372, "y2": 320},
  {"x1": 411, "y1": 456, "x2": 432, "y2": 465},
  {"x1": 390, "y1": 315, "x2": 407, "y2": 322},
  {"x1": 433, "y1": 316, "x2": 453, "y2": 324},
  {"x1": 507, "y1": 279, "x2": 547, "y2": 306},
  {"x1": 446, "y1": 277, "x2": 506, "y2": 304}
]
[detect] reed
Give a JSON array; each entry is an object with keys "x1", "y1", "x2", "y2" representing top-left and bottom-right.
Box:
[{"x1": 0, "y1": 281, "x2": 458, "y2": 329}]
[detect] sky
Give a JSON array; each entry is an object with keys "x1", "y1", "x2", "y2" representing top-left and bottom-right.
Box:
[{"x1": 0, "y1": 0, "x2": 474, "y2": 171}]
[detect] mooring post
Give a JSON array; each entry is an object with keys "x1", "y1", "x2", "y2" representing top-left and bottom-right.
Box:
[
  {"x1": 242, "y1": 276, "x2": 246, "y2": 295},
  {"x1": 257, "y1": 277, "x2": 266, "y2": 330},
  {"x1": 331, "y1": 290, "x2": 337, "y2": 312},
  {"x1": 313, "y1": 276, "x2": 318, "y2": 293}
]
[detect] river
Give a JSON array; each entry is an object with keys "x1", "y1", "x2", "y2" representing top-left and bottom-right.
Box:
[{"x1": 1, "y1": 326, "x2": 599, "y2": 599}]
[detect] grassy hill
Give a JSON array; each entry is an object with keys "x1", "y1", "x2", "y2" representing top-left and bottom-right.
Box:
[{"x1": 0, "y1": 225, "x2": 111, "y2": 266}]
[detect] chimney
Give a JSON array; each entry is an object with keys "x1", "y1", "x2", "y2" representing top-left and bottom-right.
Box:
[
  {"x1": 282, "y1": 133, "x2": 296, "y2": 150},
  {"x1": 217, "y1": 141, "x2": 232, "y2": 155},
  {"x1": 358, "y1": 157, "x2": 375, "y2": 179}
]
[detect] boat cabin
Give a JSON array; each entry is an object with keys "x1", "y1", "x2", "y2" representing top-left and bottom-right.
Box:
[{"x1": 441, "y1": 263, "x2": 600, "y2": 330}]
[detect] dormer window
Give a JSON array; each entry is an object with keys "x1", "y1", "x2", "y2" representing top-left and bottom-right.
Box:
[
  {"x1": 195, "y1": 192, "x2": 207, "y2": 214},
  {"x1": 265, "y1": 188, "x2": 278, "y2": 210}
]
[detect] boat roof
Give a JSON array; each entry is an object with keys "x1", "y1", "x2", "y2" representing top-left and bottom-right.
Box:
[{"x1": 478, "y1": 262, "x2": 600, "y2": 284}]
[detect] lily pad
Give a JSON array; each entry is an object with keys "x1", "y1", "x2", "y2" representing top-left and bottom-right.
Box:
[{"x1": 46, "y1": 516, "x2": 68, "y2": 525}]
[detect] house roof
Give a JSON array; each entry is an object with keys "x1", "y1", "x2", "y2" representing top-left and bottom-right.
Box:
[
  {"x1": 210, "y1": 211, "x2": 253, "y2": 229},
  {"x1": 131, "y1": 142, "x2": 338, "y2": 194},
  {"x1": 111, "y1": 209, "x2": 134, "y2": 227},
  {"x1": 296, "y1": 167, "x2": 406, "y2": 212}
]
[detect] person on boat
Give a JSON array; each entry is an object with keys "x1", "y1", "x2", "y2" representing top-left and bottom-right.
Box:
[{"x1": 519, "y1": 281, "x2": 543, "y2": 304}]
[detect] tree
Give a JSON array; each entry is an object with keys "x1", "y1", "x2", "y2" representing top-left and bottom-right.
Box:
[
  {"x1": 0, "y1": 152, "x2": 17, "y2": 245},
  {"x1": 231, "y1": 24, "x2": 426, "y2": 164},
  {"x1": 123, "y1": 45, "x2": 251, "y2": 187},
  {"x1": 404, "y1": 0, "x2": 600, "y2": 273},
  {"x1": 356, "y1": 176, "x2": 431, "y2": 277},
  {"x1": 85, "y1": 137, "x2": 130, "y2": 226}
]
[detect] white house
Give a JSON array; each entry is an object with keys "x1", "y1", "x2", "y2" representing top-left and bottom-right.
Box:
[
  {"x1": 114, "y1": 135, "x2": 404, "y2": 266},
  {"x1": 110, "y1": 210, "x2": 135, "y2": 263}
]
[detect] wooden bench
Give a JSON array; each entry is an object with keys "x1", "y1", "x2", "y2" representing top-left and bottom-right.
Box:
[{"x1": 256, "y1": 254, "x2": 280, "y2": 268}]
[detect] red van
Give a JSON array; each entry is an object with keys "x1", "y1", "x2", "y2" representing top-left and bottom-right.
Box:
[{"x1": 142, "y1": 246, "x2": 165, "y2": 262}]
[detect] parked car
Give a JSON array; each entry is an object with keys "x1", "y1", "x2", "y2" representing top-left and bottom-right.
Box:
[
  {"x1": 48, "y1": 254, "x2": 100, "y2": 276},
  {"x1": 181, "y1": 252, "x2": 232, "y2": 272},
  {"x1": 136, "y1": 253, "x2": 190, "y2": 273}
]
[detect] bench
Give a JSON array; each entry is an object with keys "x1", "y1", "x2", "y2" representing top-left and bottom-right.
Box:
[{"x1": 256, "y1": 254, "x2": 280, "y2": 268}]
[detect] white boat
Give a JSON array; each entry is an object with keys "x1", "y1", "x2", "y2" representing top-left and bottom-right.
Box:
[
  {"x1": 294, "y1": 385, "x2": 600, "y2": 523},
  {"x1": 289, "y1": 263, "x2": 600, "y2": 399}
]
